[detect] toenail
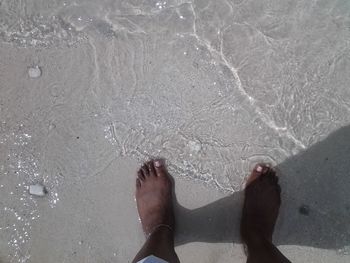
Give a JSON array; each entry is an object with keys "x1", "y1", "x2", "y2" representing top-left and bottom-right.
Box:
[
  {"x1": 256, "y1": 165, "x2": 263, "y2": 172},
  {"x1": 154, "y1": 160, "x2": 162, "y2": 168}
]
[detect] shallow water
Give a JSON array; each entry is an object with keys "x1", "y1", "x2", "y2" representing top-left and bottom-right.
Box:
[{"x1": 0, "y1": 0, "x2": 350, "y2": 262}]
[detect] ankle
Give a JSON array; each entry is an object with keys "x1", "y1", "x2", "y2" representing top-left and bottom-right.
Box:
[
  {"x1": 245, "y1": 235, "x2": 291, "y2": 263},
  {"x1": 148, "y1": 225, "x2": 174, "y2": 244},
  {"x1": 245, "y1": 233, "x2": 270, "y2": 251}
]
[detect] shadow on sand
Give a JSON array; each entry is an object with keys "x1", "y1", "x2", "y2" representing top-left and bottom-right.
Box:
[{"x1": 174, "y1": 125, "x2": 350, "y2": 250}]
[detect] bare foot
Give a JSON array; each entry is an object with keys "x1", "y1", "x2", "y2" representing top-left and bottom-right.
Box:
[
  {"x1": 135, "y1": 160, "x2": 174, "y2": 236},
  {"x1": 241, "y1": 164, "x2": 281, "y2": 245}
]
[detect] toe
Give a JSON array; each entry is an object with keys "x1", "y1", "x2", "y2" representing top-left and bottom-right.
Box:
[
  {"x1": 246, "y1": 164, "x2": 266, "y2": 186},
  {"x1": 276, "y1": 184, "x2": 281, "y2": 194},
  {"x1": 147, "y1": 161, "x2": 156, "y2": 177},
  {"x1": 137, "y1": 170, "x2": 145, "y2": 181},
  {"x1": 141, "y1": 164, "x2": 150, "y2": 177},
  {"x1": 154, "y1": 159, "x2": 166, "y2": 177},
  {"x1": 263, "y1": 168, "x2": 279, "y2": 185},
  {"x1": 136, "y1": 178, "x2": 141, "y2": 188}
]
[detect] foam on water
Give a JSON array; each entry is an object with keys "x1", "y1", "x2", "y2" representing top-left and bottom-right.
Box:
[{"x1": 0, "y1": 0, "x2": 194, "y2": 47}]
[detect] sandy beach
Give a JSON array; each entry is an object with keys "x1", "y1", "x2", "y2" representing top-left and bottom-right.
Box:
[{"x1": 0, "y1": 0, "x2": 350, "y2": 262}]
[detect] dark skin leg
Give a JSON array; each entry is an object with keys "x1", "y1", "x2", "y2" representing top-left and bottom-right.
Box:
[
  {"x1": 132, "y1": 161, "x2": 291, "y2": 263},
  {"x1": 132, "y1": 160, "x2": 180, "y2": 263},
  {"x1": 241, "y1": 164, "x2": 291, "y2": 263}
]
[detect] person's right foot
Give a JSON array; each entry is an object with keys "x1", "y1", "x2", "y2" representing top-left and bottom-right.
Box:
[
  {"x1": 133, "y1": 160, "x2": 180, "y2": 263},
  {"x1": 135, "y1": 160, "x2": 174, "y2": 236},
  {"x1": 241, "y1": 164, "x2": 281, "y2": 244}
]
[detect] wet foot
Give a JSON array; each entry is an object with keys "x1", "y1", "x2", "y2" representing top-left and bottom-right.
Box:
[
  {"x1": 241, "y1": 164, "x2": 281, "y2": 244},
  {"x1": 135, "y1": 160, "x2": 175, "y2": 236}
]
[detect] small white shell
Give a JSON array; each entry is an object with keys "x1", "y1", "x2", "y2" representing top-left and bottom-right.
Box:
[
  {"x1": 28, "y1": 66, "x2": 42, "y2": 79},
  {"x1": 29, "y1": 184, "x2": 47, "y2": 197}
]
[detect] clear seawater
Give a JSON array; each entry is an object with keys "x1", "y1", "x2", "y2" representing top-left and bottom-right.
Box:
[{"x1": 0, "y1": 0, "x2": 350, "y2": 262}]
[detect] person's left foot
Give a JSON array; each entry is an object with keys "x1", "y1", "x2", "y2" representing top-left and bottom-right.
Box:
[
  {"x1": 135, "y1": 160, "x2": 175, "y2": 236},
  {"x1": 241, "y1": 164, "x2": 281, "y2": 244}
]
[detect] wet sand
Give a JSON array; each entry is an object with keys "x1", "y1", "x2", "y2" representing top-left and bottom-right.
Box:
[{"x1": 0, "y1": 0, "x2": 350, "y2": 262}]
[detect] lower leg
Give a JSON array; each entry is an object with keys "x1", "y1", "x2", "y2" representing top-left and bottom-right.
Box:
[
  {"x1": 245, "y1": 236, "x2": 291, "y2": 263},
  {"x1": 132, "y1": 226, "x2": 179, "y2": 263}
]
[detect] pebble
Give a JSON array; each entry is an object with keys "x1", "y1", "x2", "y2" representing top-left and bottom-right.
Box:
[
  {"x1": 28, "y1": 66, "x2": 42, "y2": 79},
  {"x1": 29, "y1": 184, "x2": 47, "y2": 197},
  {"x1": 299, "y1": 205, "x2": 310, "y2": 216}
]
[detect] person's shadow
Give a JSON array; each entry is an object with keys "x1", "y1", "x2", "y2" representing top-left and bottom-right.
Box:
[{"x1": 173, "y1": 125, "x2": 350, "y2": 250}]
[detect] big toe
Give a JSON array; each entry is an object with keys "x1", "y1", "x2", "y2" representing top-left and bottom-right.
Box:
[
  {"x1": 153, "y1": 159, "x2": 167, "y2": 177},
  {"x1": 246, "y1": 164, "x2": 270, "y2": 186}
]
